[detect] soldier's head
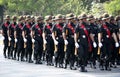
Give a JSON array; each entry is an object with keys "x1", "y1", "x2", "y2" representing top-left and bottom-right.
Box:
[
  {"x1": 12, "y1": 15, "x2": 17, "y2": 22},
  {"x1": 66, "y1": 13, "x2": 75, "y2": 23},
  {"x1": 18, "y1": 16, "x2": 25, "y2": 23},
  {"x1": 78, "y1": 13, "x2": 87, "y2": 23},
  {"x1": 115, "y1": 15, "x2": 120, "y2": 22},
  {"x1": 87, "y1": 14, "x2": 95, "y2": 23},
  {"x1": 36, "y1": 16, "x2": 44, "y2": 23},
  {"x1": 45, "y1": 15, "x2": 52, "y2": 23},
  {"x1": 26, "y1": 15, "x2": 31, "y2": 23},
  {"x1": 55, "y1": 14, "x2": 63, "y2": 23},
  {"x1": 110, "y1": 15, "x2": 115, "y2": 24},
  {"x1": 4, "y1": 15, "x2": 10, "y2": 21},
  {"x1": 31, "y1": 15, "x2": 35, "y2": 22},
  {"x1": 97, "y1": 16, "x2": 103, "y2": 24},
  {"x1": 102, "y1": 13, "x2": 110, "y2": 22}
]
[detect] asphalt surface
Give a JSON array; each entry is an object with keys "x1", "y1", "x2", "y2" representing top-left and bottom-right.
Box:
[{"x1": 0, "y1": 35, "x2": 120, "y2": 77}]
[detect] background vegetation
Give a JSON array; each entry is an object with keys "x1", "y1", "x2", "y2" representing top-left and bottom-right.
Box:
[{"x1": 0, "y1": 0, "x2": 120, "y2": 24}]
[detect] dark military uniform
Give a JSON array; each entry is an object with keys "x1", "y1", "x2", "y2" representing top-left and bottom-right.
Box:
[
  {"x1": 110, "y1": 21, "x2": 119, "y2": 67},
  {"x1": 32, "y1": 23, "x2": 43, "y2": 64},
  {"x1": 43, "y1": 23, "x2": 54, "y2": 65},
  {"x1": 75, "y1": 22, "x2": 92, "y2": 72},
  {"x1": 15, "y1": 23, "x2": 24, "y2": 61},
  {"x1": 98, "y1": 22, "x2": 114, "y2": 70},
  {"x1": 8, "y1": 22, "x2": 17, "y2": 59},
  {"x1": 52, "y1": 23, "x2": 64, "y2": 68},
  {"x1": 116, "y1": 16, "x2": 120, "y2": 65},
  {"x1": 2, "y1": 21, "x2": 10, "y2": 58},
  {"x1": 23, "y1": 23, "x2": 33, "y2": 63},
  {"x1": 89, "y1": 23, "x2": 99, "y2": 68},
  {"x1": 63, "y1": 22, "x2": 76, "y2": 69}
]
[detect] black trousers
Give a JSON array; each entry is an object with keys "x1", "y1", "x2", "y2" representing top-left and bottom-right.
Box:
[
  {"x1": 46, "y1": 36, "x2": 54, "y2": 64},
  {"x1": 111, "y1": 40, "x2": 119, "y2": 65},
  {"x1": 65, "y1": 37, "x2": 75, "y2": 67},
  {"x1": 54, "y1": 37, "x2": 64, "y2": 66},
  {"x1": 25, "y1": 35, "x2": 32, "y2": 61},
  {"x1": 3, "y1": 36, "x2": 9, "y2": 58},
  {"x1": 17, "y1": 36, "x2": 24, "y2": 60},
  {"x1": 88, "y1": 44, "x2": 98, "y2": 66},
  {"x1": 78, "y1": 43, "x2": 88, "y2": 67},
  {"x1": 34, "y1": 36, "x2": 43, "y2": 62},
  {"x1": 100, "y1": 39, "x2": 112, "y2": 69},
  {"x1": 9, "y1": 36, "x2": 15, "y2": 58}
]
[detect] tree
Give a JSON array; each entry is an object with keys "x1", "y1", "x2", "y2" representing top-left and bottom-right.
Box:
[{"x1": 104, "y1": 0, "x2": 120, "y2": 15}]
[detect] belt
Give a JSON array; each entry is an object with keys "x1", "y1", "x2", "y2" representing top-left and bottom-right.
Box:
[
  {"x1": 36, "y1": 34, "x2": 42, "y2": 37},
  {"x1": 58, "y1": 35, "x2": 63, "y2": 37},
  {"x1": 106, "y1": 35, "x2": 110, "y2": 38},
  {"x1": 69, "y1": 35, "x2": 74, "y2": 38},
  {"x1": 81, "y1": 35, "x2": 86, "y2": 38},
  {"x1": 47, "y1": 34, "x2": 52, "y2": 37}
]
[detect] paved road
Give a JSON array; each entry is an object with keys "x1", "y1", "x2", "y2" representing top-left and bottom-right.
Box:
[{"x1": 0, "y1": 36, "x2": 120, "y2": 77}]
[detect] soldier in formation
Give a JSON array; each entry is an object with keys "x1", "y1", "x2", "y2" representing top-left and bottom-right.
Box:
[{"x1": 1, "y1": 13, "x2": 120, "y2": 72}]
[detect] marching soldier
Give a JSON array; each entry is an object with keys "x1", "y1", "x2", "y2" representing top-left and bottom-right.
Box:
[
  {"x1": 98, "y1": 13, "x2": 119, "y2": 71},
  {"x1": 15, "y1": 16, "x2": 25, "y2": 61},
  {"x1": 52, "y1": 14, "x2": 64, "y2": 68},
  {"x1": 2, "y1": 15, "x2": 11, "y2": 58},
  {"x1": 63, "y1": 13, "x2": 76, "y2": 70},
  {"x1": 23, "y1": 15, "x2": 33, "y2": 63},
  {"x1": 74, "y1": 14, "x2": 96, "y2": 72},
  {"x1": 115, "y1": 16, "x2": 120, "y2": 65},
  {"x1": 88, "y1": 15, "x2": 98, "y2": 69},
  {"x1": 109, "y1": 16, "x2": 119, "y2": 68},
  {"x1": 8, "y1": 15, "x2": 17, "y2": 59},
  {"x1": 43, "y1": 15, "x2": 54, "y2": 66},
  {"x1": 31, "y1": 16, "x2": 44, "y2": 64}
]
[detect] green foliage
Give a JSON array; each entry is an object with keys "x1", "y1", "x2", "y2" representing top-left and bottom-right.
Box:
[
  {"x1": 104, "y1": 0, "x2": 120, "y2": 15},
  {"x1": 0, "y1": 0, "x2": 119, "y2": 16}
]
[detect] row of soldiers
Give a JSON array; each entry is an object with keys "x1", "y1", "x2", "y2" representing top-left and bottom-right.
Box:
[{"x1": 1, "y1": 13, "x2": 120, "y2": 72}]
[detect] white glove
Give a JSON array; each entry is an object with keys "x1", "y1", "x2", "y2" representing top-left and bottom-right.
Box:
[
  {"x1": 64, "y1": 40, "x2": 68, "y2": 45},
  {"x1": 54, "y1": 40, "x2": 58, "y2": 45},
  {"x1": 24, "y1": 38, "x2": 27, "y2": 42},
  {"x1": 32, "y1": 39, "x2": 35, "y2": 43},
  {"x1": 43, "y1": 39, "x2": 47, "y2": 44},
  {"x1": 8, "y1": 37, "x2": 11, "y2": 41},
  {"x1": 15, "y1": 39, "x2": 17, "y2": 43},
  {"x1": 93, "y1": 42, "x2": 97, "y2": 48},
  {"x1": 115, "y1": 42, "x2": 119, "y2": 47},
  {"x1": 98, "y1": 42, "x2": 102, "y2": 48},
  {"x1": 2, "y1": 37, "x2": 4, "y2": 40},
  {"x1": 75, "y1": 42, "x2": 79, "y2": 48}
]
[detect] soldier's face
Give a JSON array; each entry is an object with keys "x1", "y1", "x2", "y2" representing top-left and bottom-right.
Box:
[
  {"x1": 22, "y1": 19, "x2": 25, "y2": 23},
  {"x1": 49, "y1": 19, "x2": 52, "y2": 23},
  {"x1": 58, "y1": 19, "x2": 62, "y2": 23},
  {"x1": 13, "y1": 19, "x2": 17, "y2": 22},
  {"x1": 106, "y1": 18, "x2": 110, "y2": 22},
  {"x1": 90, "y1": 19, "x2": 95, "y2": 23},
  {"x1": 83, "y1": 18, "x2": 87, "y2": 22},
  {"x1": 6, "y1": 19, "x2": 10, "y2": 22}
]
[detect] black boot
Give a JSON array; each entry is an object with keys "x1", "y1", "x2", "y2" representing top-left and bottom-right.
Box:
[
  {"x1": 100, "y1": 65, "x2": 104, "y2": 70},
  {"x1": 28, "y1": 59, "x2": 33, "y2": 63},
  {"x1": 70, "y1": 66, "x2": 77, "y2": 70},
  {"x1": 80, "y1": 66, "x2": 87, "y2": 72},
  {"x1": 55, "y1": 62, "x2": 57, "y2": 67},
  {"x1": 105, "y1": 66, "x2": 111, "y2": 71},
  {"x1": 35, "y1": 60, "x2": 38, "y2": 64},
  {"x1": 3, "y1": 52, "x2": 7, "y2": 58},
  {"x1": 64, "y1": 63, "x2": 67, "y2": 69}
]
